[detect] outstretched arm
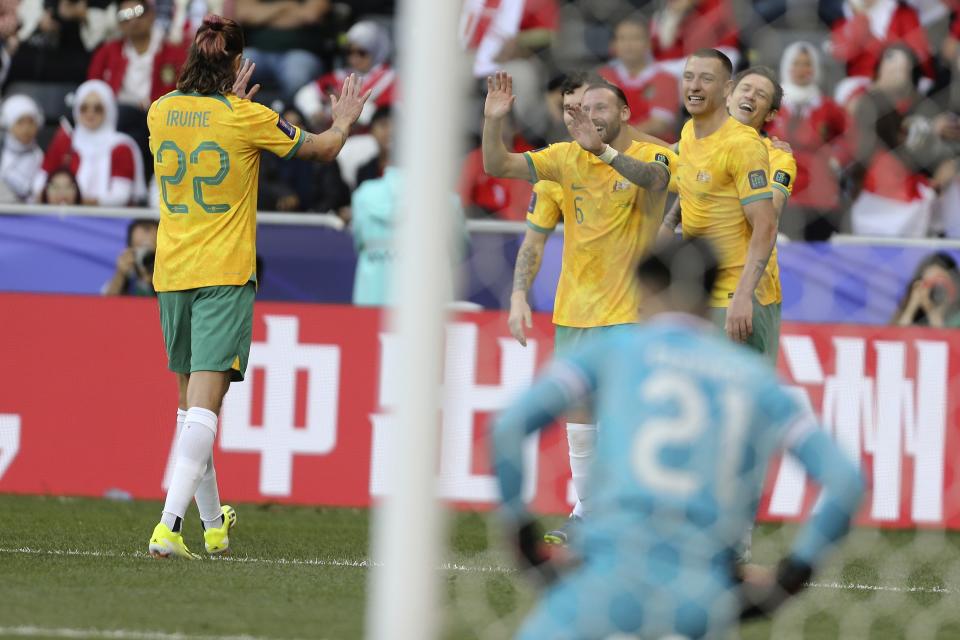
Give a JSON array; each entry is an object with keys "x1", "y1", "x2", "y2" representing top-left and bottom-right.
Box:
[
  {"x1": 482, "y1": 72, "x2": 533, "y2": 180},
  {"x1": 568, "y1": 106, "x2": 670, "y2": 191}
]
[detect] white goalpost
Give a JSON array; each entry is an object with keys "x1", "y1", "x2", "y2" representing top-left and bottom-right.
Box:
[{"x1": 364, "y1": 0, "x2": 465, "y2": 638}]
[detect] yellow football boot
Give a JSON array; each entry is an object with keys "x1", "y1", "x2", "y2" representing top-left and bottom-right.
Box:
[
  {"x1": 148, "y1": 522, "x2": 199, "y2": 559},
  {"x1": 203, "y1": 505, "x2": 237, "y2": 555}
]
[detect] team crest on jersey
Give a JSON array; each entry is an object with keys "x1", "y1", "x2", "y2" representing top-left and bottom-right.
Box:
[
  {"x1": 774, "y1": 170, "x2": 791, "y2": 187},
  {"x1": 276, "y1": 117, "x2": 296, "y2": 139},
  {"x1": 696, "y1": 170, "x2": 711, "y2": 183},
  {"x1": 748, "y1": 170, "x2": 768, "y2": 189},
  {"x1": 655, "y1": 153, "x2": 669, "y2": 166},
  {"x1": 613, "y1": 180, "x2": 631, "y2": 192}
]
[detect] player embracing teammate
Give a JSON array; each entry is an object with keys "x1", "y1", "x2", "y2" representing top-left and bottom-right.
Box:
[{"x1": 490, "y1": 48, "x2": 864, "y2": 637}]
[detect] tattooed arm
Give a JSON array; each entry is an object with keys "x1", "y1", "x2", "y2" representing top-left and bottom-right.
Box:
[
  {"x1": 509, "y1": 228, "x2": 549, "y2": 347},
  {"x1": 726, "y1": 198, "x2": 778, "y2": 343},
  {"x1": 657, "y1": 197, "x2": 681, "y2": 244},
  {"x1": 609, "y1": 153, "x2": 671, "y2": 191}
]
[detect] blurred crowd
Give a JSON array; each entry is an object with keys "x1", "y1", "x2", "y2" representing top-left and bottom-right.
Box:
[{"x1": 2, "y1": 0, "x2": 960, "y2": 243}]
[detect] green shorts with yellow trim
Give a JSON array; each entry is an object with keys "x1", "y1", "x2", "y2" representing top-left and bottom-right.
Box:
[
  {"x1": 158, "y1": 283, "x2": 255, "y2": 382},
  {"x1": 710, "y1": 301, "x2": 781, "y2": 364},
  {"x1": 554, "y1": 323, "x2": 636, "y2": 357}
]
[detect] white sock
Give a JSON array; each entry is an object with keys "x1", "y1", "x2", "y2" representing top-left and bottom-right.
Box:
[
  {"x1": 571, "y1": 500, "x2": 585, "y2": 519},
  {"x1": 195, "y1": 456, "x2": 223, "y2": 530},
  {"x1": 566, "y1": 423, "x2": 597, "y2": 516},
  {"x1": 161, "y1": 407, "x2": 218, "y2": 530}
]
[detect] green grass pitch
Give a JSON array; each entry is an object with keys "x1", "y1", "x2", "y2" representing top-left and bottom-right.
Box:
[{"x1": 2, "y1": 494, "x2": 960, "y2": 639}]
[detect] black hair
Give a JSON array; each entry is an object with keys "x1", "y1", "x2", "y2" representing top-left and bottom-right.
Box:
[
  {"x1": 584, "y1": 82, "x2": 630, "y2": 109},
  {"x1": 732, "y1": 66, "x2": 783, "y2": 112},
  {"x1": 370, "y1": 105, "x2": 392, "y2": 126},
  {"x1": 635, "y1": 237, "x2": 719, "y2": 306},
  {"x1": 126, "y1": 217, "x2": 159, "y2": 247},
  {"x1": 689, "y1": 48, "x2": 733, "y2": 78},
  {"x1": 559, "y1": 71, "x2": 605, "y2": 96},
  {"x1": 875, "y1": 43, "x2": 923, "y2": 89}
]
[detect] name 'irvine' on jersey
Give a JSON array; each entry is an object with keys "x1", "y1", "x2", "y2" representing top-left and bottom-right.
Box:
[{"x1": 147, "y1": 92, "x2": 305, "y2": 292}]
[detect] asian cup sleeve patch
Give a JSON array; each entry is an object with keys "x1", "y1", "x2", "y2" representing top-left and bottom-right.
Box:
[
  {"x1": 748, "y1": 169, "x2": 768, "y2": 189},
  {"x1": 527, "y1": 191, "x2": 538, "y2": 213},
  {"x1": 655, "y1": 152, "x2": 669, "y2": 166},
  {"x1": 774, "y1": 169, "x2": 791, "y2": 188},
  {"x1": 276, "y1": 117, "x2": 296, "y2": 140}
]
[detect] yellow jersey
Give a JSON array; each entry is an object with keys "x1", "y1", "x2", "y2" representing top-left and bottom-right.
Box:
[
  {"x1": 755, "y1": 137, "x2": 796, "y2": 306},
  {"x1": 148, "y1": 91, "x2": 305, "y2": 292},
  {"x1": 524, "y1": 141, "x2": 677, "y2": 327},
  {"x1": 675, "y1": 116, "x2": 774, "y2": 306}
]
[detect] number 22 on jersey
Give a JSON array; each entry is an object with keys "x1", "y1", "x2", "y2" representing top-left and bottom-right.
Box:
[{"x1": 156, "y1": 140, "x2": 230, "y2": 214}]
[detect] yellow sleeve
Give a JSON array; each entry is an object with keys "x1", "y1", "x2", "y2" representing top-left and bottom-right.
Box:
[
  {"x1": 632, "y1": 143, "x2": 678, "y2": 190},
  {"x1": 727, "y1": 135, "x2": 773, "y2": 206},
  {"x1": 239, "y1": 100, "x2": 306, "y2": 160},
  {"x1": 770, "y1": 150, "x2": 797, "y2": 197},
  {"x1": 523, "y1": 143, "x2": 567, "y2": 184},
  {"x1": 526, "y1": 181, "x2": 563, "y2": 233}
]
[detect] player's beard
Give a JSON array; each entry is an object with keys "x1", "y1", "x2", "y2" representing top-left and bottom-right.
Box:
[{"x1": 599, "y1": 119, "x2": 621, "y2": 144}]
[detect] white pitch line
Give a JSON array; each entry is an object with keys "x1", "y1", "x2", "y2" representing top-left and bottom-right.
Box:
[
  {"x1": 0, "y1": 626, "x2": 298, "y2": 640},
  {"x1": 0, "y1": 546, "x2": 512, "y2": 574},
  {"x1": 1, "y1": 547, "x2": 953, "y2": 595}
]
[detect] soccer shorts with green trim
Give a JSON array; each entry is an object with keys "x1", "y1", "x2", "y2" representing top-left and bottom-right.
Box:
[
  {"x1": 710, "y1": 301, "x2": 781, "y2": 365},
  {"x1": 158, "y1": 283, "x2": 255, "y2": 382}
]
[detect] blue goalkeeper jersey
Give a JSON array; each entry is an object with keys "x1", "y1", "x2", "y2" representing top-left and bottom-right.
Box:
[{"x1": 492, "y1": 312, "x2": 864, "y2": 639}]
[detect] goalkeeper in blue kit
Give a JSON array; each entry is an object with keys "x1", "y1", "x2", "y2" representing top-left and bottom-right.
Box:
[{"x1": 491, "y1": 237, "x2": 864, "y2": 640}]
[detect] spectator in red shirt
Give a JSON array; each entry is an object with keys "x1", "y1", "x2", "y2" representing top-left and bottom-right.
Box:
[
  {"x1": 598, "y1": 17, "x2": 680, "y2": 143},
  {"x1": 848, "y1": 45, "x2": 958, "y2": 237},
  {"x1": 88, "y1": 0, "x2": 188, "y2": 179},
  {"x1": 88, "y1": 1, "x2": 188, "y2": 109},
  {"x1": 830, "y1": 0, "x2": 933, "y2": 108},
  {"x1": 650, "y1": 0, "x2": 739, "y2": 77},
  {"x1": 768, "y1": 42, "x2": 850, "y2": 240},
  {"x1": 294, "y1": 20, "x2": 395, "y2": 132},
  {"x1": 40, "y1": 80, "x2": 147, "y2": 207},
  {"x1": 460, "y1": 116, "x2": 533, "y2": 221}
]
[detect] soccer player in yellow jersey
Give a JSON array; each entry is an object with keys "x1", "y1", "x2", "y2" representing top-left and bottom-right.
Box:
[
  {"x1": 652, "y1": 49, "x2": 780, "y2": 358},
  {"x1": 725, "y1": 66, "x2": 796, "y2": 345},
  {"x1": 483, "y1": 71, "x2": 677, "y2": 540},
  {"x1": 146, "y1": 15, "x2": 370, "y2": 559}
]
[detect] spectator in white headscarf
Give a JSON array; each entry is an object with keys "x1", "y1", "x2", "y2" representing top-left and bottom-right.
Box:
[
  {"x1": 0, "y1": 95, "x2": 45, "y2": 203},
  {"x1": 40, "y1": 79, "x2": 147, "y2": 207},
  {"x1": 767, "y1": 42, "x2": 850, "y2": 240},
  {"x1": 294, "y1": 20, "x2": 395, "y2": 132}
]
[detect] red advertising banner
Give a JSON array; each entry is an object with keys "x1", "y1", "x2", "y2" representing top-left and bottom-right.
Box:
[{"x1": 1, "y1": 293, "x2": 958, "y2": 529}]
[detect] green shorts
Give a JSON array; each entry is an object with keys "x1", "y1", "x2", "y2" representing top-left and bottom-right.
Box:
[
  {"x1": 554, "y1": 323, "x2": 636, "y2": 357},
  {"x1": 710, "y1": 301, "x2": 781, "y2": 364},
  {"x1": 158, "y1": 283, "x2": 255, "y2": 382}
]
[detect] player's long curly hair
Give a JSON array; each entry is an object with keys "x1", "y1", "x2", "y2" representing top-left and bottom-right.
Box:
[{"x1": 176, "y1": 15, "x2": 244, "y2": 95}]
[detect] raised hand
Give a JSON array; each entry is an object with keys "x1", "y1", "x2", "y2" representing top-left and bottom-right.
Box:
[
  {"x1": 567, "y1": 105, "x2": 604, "y2": 155},
  {"x1": 484, "y1": 71, "x2": 516, "y2": 120},
  {"x1": 331, "y1": 73, "x2": 373, "y2": 127},
  {"x1": 232, "y1": 58, "x2": 261, "y2": 101}
]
